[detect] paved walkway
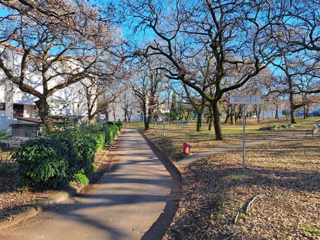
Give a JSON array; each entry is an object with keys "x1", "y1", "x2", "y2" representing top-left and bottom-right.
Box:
[{"x1": 0, "y1": 129, "x2": 178, "y2": 240}]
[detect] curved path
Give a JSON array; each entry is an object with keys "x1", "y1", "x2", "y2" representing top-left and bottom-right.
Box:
[{"x1": 0, "y1": 129, "x2": 179, "y2": 240}]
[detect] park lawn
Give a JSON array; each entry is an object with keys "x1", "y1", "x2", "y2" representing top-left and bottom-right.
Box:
[
  {"x1": 144, "y1": 117, "x2": 319, "y2": 160},
  {"x1": 142, "y1": 117, "x2": 320, "y2": 239}
]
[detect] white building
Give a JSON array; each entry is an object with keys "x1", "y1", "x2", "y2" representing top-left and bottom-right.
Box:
[{"x1": 0, "y1": 44, "x2": 90, "y2": 138}]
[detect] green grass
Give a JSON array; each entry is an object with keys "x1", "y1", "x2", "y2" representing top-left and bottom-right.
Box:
[{"x1": 301, "y1": 227, "x2": 318, "y2": 234}]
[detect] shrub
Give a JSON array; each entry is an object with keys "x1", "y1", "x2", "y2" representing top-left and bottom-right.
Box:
[
  {"x1": 115, "y1": 121, "x2": 123, "y2": 130},
  {"x1": 104, "y1": 121, "x2": 115, "y2": 127},
  {"x1": 13, "y1": 124, "x2": 120, "y2": 189},
  {"x1": 102, "y1": 125, "x2": 119, "y2": 144},
  {"x1": 50, "y1": 129, "x2": 97, "y2": 175},
  {"x1": 13, "y1": 136, "x2": 76, "y2": 188},
  {"x1": 91, "y1": 164, "x2": 98, "y2": 173},
  {"x1": 80, "y1": 125, "x2": 106, "y2": 151},
  {"x1": 73, "y1": 172, "x2": 89, "y2": 185}
]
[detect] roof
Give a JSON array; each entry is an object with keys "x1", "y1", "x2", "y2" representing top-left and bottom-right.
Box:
[
  {"x1": 16, "y1": 117, "x2": 66, "y2": 124},
  {"x1": 10, "y1": 123, "x2": 40, "y2": 127},
  {"x1": 16, "y1": 117, "x2": 42, "y2": 124}
]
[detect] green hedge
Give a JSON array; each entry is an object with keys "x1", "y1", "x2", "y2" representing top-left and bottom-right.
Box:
[
  {"x1": 12, "y1": 137, "x2": 77, "y2": 188},
  {"x1": 50, "y1": 129, "x2": 98, "y2": 176},
  {"x1": 115, "y1": 121, "x2": 123, "y2": 130},
  {"x1": 13, "y1": 124, "x2": 120, "y2": 189},
  {"x1": 104, "y1": 121, "x2": 123, "y2": 131},
  {"x1": 102, "y1": 125, "x2": 119, "y2": 144}
]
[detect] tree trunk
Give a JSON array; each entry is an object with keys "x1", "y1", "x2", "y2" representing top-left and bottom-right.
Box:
[
  {"x1": 256, "y1": 105, "x2": 261, "y2": 125},
  {"x1": 142, "y1": 101, "x2": 149, "y2": 130},
  {"x1": 35, "y1": 98, "x2": 54, "y2": 132},
  {"x1": 275, "y1": 102, "x2": 279, "y2": 121},
  {"x1": 225, "y1": 115, "x2": 229, "y2": 124},
  {"x1": 208, "y1": 106, "x2": 213, "y2": 130},
  {"x1": 195, "y1": 104, "x2": 205, "y2": 132},
  {"x1": 212, "y1": 102, "x2": 223, "y2": 140},
  {"x1": 88, "y1": 116, "x2": 94, "y2": 125},
  {"x1": 124, "y1": 109, "x2": 128, "y2": 122},
  {"x1": 289, "y1": 92, "x2": 296, "y2": 124},
  {"x1": 196, "y1": 112, "x2": 202, "y2": 132}
]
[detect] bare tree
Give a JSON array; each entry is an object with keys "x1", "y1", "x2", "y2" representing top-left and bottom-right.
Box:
[
  {"x1": 0, "y1": 0, "x2": 123, "y2": 131},
  {"x1": 271, "y1": 0, "x2": 320, "y2": 96},
  {"x1": 123, "y1": 0, "x2": 277, "y2": 140},
  {"x1": 130, "y1": 56, "x2": 166, "y2": 130},
  {"x1": 120, "y1": 90, "x2": 139, "y2": 123},
  {"x1": 81, "y1": 77, "x2": 123, "y2": 125}
]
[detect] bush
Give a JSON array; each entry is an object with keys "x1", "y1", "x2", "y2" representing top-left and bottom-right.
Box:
[
  {"x1": 115, "y1": 121, "x2": 123, "y2": 130},
  {"x1": 13, "y1": 124, "x2": 120, "y2": 189},
  {"x1": 50, "y1": 129, "x2": 97, "y2": 175},
  {"x1": 80, "y1": 125, "x2": 106, "y2": 151},
  {"x1": 13, "y1": 136, "x2": 77, "y2": 188},
  {"x1": 102, "y1": 125, "x2": 119, "y2": 144},
  {"x1": 73, "y1": 172, "x2": 89, "y2": 185},
  {"x1": 104, "y1": 121, "x2": 116, "y2": 127}
]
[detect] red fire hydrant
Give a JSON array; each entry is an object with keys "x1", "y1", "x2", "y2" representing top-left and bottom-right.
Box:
[{"x1": 182, "y1": 142, "x2": 190, "y2": 154}]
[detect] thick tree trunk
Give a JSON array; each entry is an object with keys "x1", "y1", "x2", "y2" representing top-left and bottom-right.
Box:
[
  {"x1": 212, "y1": 102, "x2": 223, "y2": 140},
  {"x1": 88, "y1": 117, "x2": 94, "y2": 125},
  {"x1": 196, "y1": 112, "x2": 202, "y2": 132},
  {"x1": 35, "y1": 98, "x2": 54, "y2": 132},
  {"x1": 124, "y1": 109, "x2": 128, "y2": 122},
  {"x1": 195, "y1": 104, "x2": 205, "y2": 132},
  {"x1": 142, "y1": 101, "x2": 150, "y2": 130}
]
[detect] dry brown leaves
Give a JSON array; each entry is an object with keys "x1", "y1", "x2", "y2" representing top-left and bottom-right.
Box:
[
  {"x1": 164, "y1": 136, "x2": 320, "y2": 240},
  {"x1": 0, "y1": 165, "x2": 59, "y2": 221}
]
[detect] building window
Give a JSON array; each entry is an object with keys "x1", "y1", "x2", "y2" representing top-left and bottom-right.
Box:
[
  {"x1": 0, "y1": 103, "x2": 5, "y2": 110},
  {"x1": 13, "y1": 104, "x2": 24, "y2": 118}
]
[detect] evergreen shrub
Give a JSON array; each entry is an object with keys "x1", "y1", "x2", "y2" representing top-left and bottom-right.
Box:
[
  {"x1": 13, "y1": 124, "x2": 120, "y2": 189},
  {"x1": 13, "y1": 136, "x2": 76, "y2": 188}
]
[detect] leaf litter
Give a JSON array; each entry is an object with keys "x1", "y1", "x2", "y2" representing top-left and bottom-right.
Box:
[{"x1": 163, "y1": 136, "x2": 320, "y2": 240}]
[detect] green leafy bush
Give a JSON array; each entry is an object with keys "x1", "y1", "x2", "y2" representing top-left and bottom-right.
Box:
[
  {"x1": 12, "y1": 136, "x2": 76, "y2": 188},
  {"x1": 50, "y1": 129, "x2": 97, "y2": 175},
  {"x1": 73, "y1": 172, "x2": 89, "y2": 185},
  {"x1": 80, "y1": 125, "x2": 106, "y2": 151},
  {"x1": 102, "y1": 125, "x2": 119, "y2": 144},
  {"x1": 0, "y1": 129, "x2": 11, "y2": 142},
  {"x1": 105, "y1": 121, "x2": 115, "y2": 127},
  {"x1": 13, "y1": 124, "x2": 120, "y2": 189},
  {"x1": 115, "y1": 121, "x2": 123, "y2": 130},
  {"x1": 91, "y1": 164, "x2": 98, "y2": 173}
]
